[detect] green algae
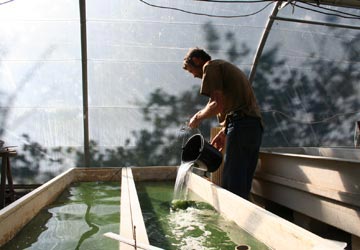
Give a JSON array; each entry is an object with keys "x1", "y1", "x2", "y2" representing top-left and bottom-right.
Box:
[
  {"x1": 2, "y1": 182, "x2": 120, "y2": 250},
  {"x1": 136, "y1": 181, "x2": 270, "y2": 250},
  {"x1": 171, "y1": 199, "x2": 197, "y2": 210}
]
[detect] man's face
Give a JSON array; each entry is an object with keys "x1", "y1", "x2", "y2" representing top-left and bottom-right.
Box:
[
  {"x1": 186, "y1": 65, "x2": 203, "y2": 79},
  {"x1": 186, "y1": 57, "x2": 204, "y2": 78}
]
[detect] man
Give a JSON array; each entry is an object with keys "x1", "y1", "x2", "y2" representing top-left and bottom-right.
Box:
[{"x1": 183, "y1": 47, "x2": 263, "y2": 200}]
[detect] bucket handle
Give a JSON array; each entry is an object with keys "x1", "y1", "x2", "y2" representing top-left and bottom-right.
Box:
[{"x1": 179, "y1": 123, "x2": 202, "y2": 148}]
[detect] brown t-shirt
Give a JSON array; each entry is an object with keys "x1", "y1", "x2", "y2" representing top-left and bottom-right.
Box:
[{"x1": 200, "y1": 59, "x2": 262, "y2": 125}]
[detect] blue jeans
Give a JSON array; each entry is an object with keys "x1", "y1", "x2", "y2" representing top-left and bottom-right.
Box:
[{"x1": 222, "y1": 115, "x2": 263, "y2": 200}]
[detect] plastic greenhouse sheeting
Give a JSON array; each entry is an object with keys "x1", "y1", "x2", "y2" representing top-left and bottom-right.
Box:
[
  {"x1": 253, "y1": 3, "x2": 360, "y2": 147},
  {"x1": 0, "y1": 0, "x2": 359, "y2": 182}
]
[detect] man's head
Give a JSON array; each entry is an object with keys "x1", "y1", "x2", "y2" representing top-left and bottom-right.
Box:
[{"x1": 183, "y1": 48, "x2": 211, "y2": 78}]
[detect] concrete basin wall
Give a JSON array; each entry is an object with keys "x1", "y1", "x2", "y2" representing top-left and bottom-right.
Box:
[
  {"x1": 187, "y1": 172, "x2": 346, "y2": 250},
  {"x1": 0, "y1": 168, "x2": 76, "y2": 246},
  {"x1": 0, "y1": 167, "x2": 123, "y2": 247}
]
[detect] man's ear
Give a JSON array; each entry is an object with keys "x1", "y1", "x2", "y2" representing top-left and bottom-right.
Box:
[{"x1": 191, "y1": 57, "x2": 202, "y2": 67}]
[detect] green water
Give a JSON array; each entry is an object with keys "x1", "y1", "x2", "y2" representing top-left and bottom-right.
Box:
[
  {"x1": 137, "y1": 181, "x2": 270, "y2": 250},
  {"x1": 2, "y1": 182, "x2": 120, "y2": 250}
]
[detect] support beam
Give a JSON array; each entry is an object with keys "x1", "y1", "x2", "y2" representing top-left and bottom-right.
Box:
[
  {"x1": 79, "y1": 0, "x2": 90, "y2": 167},
  {"x1": 249, "y1": 1, "x2": 282, "y2": 84},
  {"x1": 300, "y1": 0, "x2": 360, "y2": 9},
  {"x1": 271, "y1": 16, "x2": 360, "y2": 30}
]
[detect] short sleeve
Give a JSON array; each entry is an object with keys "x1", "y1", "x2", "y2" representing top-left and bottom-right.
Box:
[{"x1": 200, "y1": 62, "x2": 223, "y2": 97}]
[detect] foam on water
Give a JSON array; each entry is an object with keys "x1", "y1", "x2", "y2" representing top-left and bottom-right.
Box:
[{"x1": 168, "y1": 206, "x2": 216, "y2": 250}]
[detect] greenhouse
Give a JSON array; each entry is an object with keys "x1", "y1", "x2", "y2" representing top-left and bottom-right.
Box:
[{"x1": 0, "y1": 0, "x2": 359, "y2": 249}]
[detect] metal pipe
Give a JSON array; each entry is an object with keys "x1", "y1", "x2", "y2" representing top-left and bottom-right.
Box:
[
  {"x1": 104, "y1": 232, "x2": 164, "y2": 250},
  {"x1": 249, "y1": 1, "x2": 283, "y2": 84},
  {"x1": 79, "y1": 0, "x2": 90, "y2": 167},
  {"x1": 301, "y1": 0, "x2": 360, "y2": 9},
  {"x1": 271, "y1": 16, "x2": 360, "y2": 30}
]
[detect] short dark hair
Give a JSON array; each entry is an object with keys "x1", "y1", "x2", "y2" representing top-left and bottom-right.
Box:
[{"x1": 183, "y1": 48, "x2": 211, "y2": 69}]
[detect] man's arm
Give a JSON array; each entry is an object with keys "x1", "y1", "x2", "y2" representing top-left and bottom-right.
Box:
[{"x1": 188, "y1": 90, "x2": 224, "y2": 128}]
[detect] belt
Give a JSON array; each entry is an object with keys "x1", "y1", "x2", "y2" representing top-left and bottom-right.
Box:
[
  {"x1": 225, "y1": 110, "x2": 263, "y2": 133},
  {"x1": 226, "y1": 110, "x2": 245, "y2": 120},
  {"x1": 226, "y1": 110, "x2": 261, "y2": 124},
  {"x1": 225, "y1": 111, "x2": 245, "y2": 130}
]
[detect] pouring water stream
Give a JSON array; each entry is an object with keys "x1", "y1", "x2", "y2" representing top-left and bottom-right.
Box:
[{"x1": 173, "y1": 125, "x2": 200, "y2": 201}]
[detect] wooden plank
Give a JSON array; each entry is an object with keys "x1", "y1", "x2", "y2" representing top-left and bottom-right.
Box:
[
  {"x1": 74, "y1": 167, "x2": 123, "y2": 182},
  {"x1": 257, "y1": 152, "x2": 360, "y2": 203},
  {"x1": 255, "y1": 172, "x2": 360, "y2": 207},
  {"x1": 210, "y1": 127, "x2": 225, "y2": 187},
  {"x1": 255, "y1": 151, "x2": 360, "y2": 238},
  {"x1": 261, "y1": 147, "x2": 360, "y2": 161},
  {"x1": 252, "y1": 178, "x2": 360, "y2": 237},
  {"x1": 120, "y1": 167, "x2": 149, "y2": 250},
  {"x1": 131, "y1": 166, "x2": 177, "y2": 182},
  {"x1": 352, "y1": 235, "x2": 360, "y2": 250}
]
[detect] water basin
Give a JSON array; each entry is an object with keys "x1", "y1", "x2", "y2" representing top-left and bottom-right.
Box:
[
  {"x1": 136, "y1": 181, "x2": 270, "y2": 250},
  {"x1": 2, "y1": 182, "x2": 120, "y2": 250},
  {"x1": 0, "y1": 166, "x2": 346, "y2": 250}
]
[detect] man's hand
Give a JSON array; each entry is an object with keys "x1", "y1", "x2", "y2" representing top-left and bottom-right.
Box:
[
  {"x1": 188, "y1": 91, "x2": 224, "y2": 129},
  {"x1": 188, "y1": 113, "x2": 201, "y2": 128},
  {"x1": 211, "y1": 128, "x2": 226, "y2": 152}
]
